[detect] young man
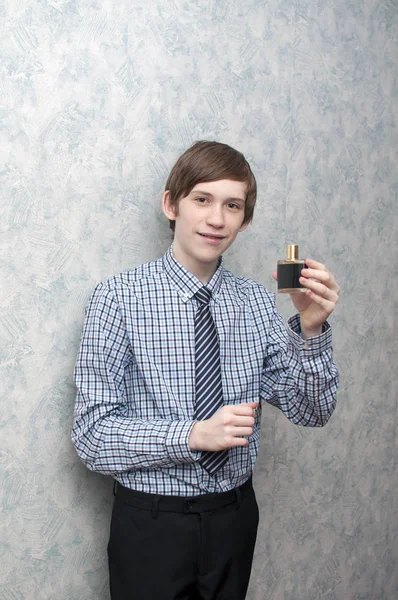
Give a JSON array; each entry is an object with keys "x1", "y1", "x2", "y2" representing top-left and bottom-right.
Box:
[{"x1": 72, "y1": 141, "x2": 340, "y2": 600}]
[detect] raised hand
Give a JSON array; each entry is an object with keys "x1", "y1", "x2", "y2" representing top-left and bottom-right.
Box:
[{"x1": 273, "y1": 258, "x2": 340, "y2": 338}]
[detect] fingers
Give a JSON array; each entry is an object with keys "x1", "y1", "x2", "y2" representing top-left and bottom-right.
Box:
[
  {"x1": 300, "y1": 279, "x2": 339, "y2": 311},
  {"x1": 224, "y1": 405, "x2": 257, "y2": 426},
  {"x1": 233, "y1": 402, "x2": 258, "y2": 414},
  {"x1": 301, "y1": 266, "x2": 339, "y2": 290},
  {"x1": 301, "y1": 261, "x2": 340, "y2": 296},
  {"x1": 230, "y1": 437, "x2": 250, "y2": 447},
  {"x1": 304, "y1": 258, "x2": 327, "y2": 271},
  {"x1": 221, "y1": 408, "x2": 255, "y2": 427},
  {"x1": 300, "y1": 277, "x2": 339, "y2": 303},
  {"x1": 222, "y1": 426, "x2": 254, "y2": 448},
  {"x1": 231, "y1": 426, "x2": 254, "y2": 438},
  {"x1": 302, "y1": 288, "x2": 336, "y2": 312},
  {"x1": 231, "y1": 415, "x2": 256, "y2": 427},
  {"x1": 219, "y1": 404, "x2": 257, "y2": 441}
]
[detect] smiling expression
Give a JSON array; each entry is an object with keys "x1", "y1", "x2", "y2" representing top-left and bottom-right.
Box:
[{"x1": 162, "y1": 179, "x2": 249, "y2": 282}]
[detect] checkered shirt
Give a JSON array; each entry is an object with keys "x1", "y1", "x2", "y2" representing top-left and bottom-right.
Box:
[{"x1": 72, "y1": 247, "x2": 339, "y2": 496}]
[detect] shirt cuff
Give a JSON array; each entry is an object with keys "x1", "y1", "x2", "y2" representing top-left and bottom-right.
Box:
[
  {"x1": 165, "y1": 420, "x2": 202, "y2": 464},
  {"x1": 287, "y1": 314, "x2": 332, "y2": 355}
]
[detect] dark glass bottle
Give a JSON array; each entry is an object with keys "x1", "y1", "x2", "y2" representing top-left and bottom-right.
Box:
[{"x1": 277, "y1": 244, "x2": 306, "y2": 293}]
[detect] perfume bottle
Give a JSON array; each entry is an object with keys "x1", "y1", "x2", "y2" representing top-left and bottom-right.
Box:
[{"x1": 277, "y1": 244, "x2": 306, "y2": 293}]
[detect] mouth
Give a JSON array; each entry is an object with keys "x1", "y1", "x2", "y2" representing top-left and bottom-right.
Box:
[{"x1": 198, "y1": 233, "x2": 226, "y2": 241}]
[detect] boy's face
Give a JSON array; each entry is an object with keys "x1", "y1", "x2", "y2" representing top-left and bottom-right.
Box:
[{"x1": 162, "y1": 179, "x2": 249, "y2": 281}]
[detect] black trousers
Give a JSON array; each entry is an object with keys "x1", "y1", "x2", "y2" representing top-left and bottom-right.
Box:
[{"x1": 107, "y1": 477, "x2": 259, "y2": 600}]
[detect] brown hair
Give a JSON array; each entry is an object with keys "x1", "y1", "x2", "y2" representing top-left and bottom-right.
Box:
[{"x1": 165, "y1": 141, "x2": 257, "y2": 231}]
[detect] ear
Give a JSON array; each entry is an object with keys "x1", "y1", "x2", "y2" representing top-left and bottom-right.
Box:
[{"x1": 162, "y1": 191, "x2": 177, "y2": 222}]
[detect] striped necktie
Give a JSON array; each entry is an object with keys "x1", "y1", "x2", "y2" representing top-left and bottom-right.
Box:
[{"x1": 194, "y1": 287, "x2": 228, "y2": 474}]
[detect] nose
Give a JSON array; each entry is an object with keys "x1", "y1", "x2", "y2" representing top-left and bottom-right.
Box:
[{"x1": 206, "y1": 204, "x2": 225, "y2": 228}]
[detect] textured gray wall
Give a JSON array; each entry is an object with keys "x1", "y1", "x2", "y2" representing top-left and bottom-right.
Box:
[{"x1": 1, "y1": 1, "x2": 397, "y2": 599}]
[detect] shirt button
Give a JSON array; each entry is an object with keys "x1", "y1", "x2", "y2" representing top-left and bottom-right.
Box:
[{"x1": 303, "y1": 342, "x2": 309, "y2": 350}]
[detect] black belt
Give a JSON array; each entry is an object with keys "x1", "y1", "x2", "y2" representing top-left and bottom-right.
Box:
[{"x1": 114, "y1": 477, "x2": 252, "y2": 518}]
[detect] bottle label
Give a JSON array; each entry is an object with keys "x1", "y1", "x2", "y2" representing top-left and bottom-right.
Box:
[{"x1": 277, "y1": 263, "x2": 305, "y2": 291}]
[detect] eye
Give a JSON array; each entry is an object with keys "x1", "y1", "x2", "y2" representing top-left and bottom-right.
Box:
[
  {"x1": 195, "y1": 196, "x2": 209, "y2": 203},
  {"x1": 227, "y1": 202, "x2": 241, "y2": 210}
]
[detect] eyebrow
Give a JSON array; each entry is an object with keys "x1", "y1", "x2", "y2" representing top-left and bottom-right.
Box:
[{"x1": 192, "y1": 190, "x2": 246, "y2": 203}]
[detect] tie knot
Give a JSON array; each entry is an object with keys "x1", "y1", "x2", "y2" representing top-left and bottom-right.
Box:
[{"x1": 195, "y1": 287, "x2": 211, "y2": 305}]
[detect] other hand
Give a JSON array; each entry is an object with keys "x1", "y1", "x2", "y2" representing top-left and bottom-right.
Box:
[{"x1": 189, "y1": 402, "x2": 258, "y2": 452}]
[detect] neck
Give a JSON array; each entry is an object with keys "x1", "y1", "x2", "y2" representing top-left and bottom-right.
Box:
[{"x1": 171, "y1": 245, "x2": 219, "y2": 284}]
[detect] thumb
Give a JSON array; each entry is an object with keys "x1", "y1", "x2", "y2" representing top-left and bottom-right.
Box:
[{"x1": 272, "y1": 270, "x2": 277, "y2": 281}]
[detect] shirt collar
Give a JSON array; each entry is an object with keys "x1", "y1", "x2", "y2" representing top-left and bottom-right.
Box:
[{"x1": 163, "y1": 246, "x2": 223, "y2": 302}]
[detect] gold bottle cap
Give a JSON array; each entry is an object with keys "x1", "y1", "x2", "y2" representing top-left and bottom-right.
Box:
[{"x1": 287, "y1": 244, "x2": 299, "y2": 260}]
